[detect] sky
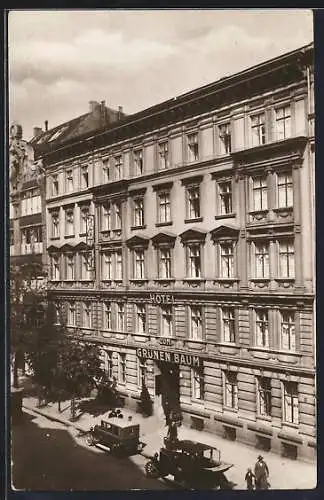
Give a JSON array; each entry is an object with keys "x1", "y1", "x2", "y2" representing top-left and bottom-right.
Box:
[{"x1": 8, "y1": 9, "x2": 313, "y2": 141}]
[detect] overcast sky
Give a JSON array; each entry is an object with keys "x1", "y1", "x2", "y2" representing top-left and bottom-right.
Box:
[{"x1": 8, "y1": 9, "x2": 313, "y2": 140}]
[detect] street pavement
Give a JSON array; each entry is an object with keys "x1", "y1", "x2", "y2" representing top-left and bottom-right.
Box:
[
  {"x1": 18, "y1": 394, "x2": 317, "y2": 490},
  {"x1": 11, "y1": 409, "x2": 170, "y2": 491}
]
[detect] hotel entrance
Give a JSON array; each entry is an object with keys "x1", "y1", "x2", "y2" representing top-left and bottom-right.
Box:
[{"x1": 154, "y1": 362, "x2": 180, "y2": 422}]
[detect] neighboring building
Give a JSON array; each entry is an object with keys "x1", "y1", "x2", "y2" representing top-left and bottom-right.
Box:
[{"x1": 36, "y1": 43, "x2": 315, "y2": 460}]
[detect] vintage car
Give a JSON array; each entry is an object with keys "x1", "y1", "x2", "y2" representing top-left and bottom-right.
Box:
[
  {"x1": 145, "y1": 439, "x2": 234, "y2": 489},
  {"x1": 86, "y1": 415, "x2": 143, "y2": 457}
]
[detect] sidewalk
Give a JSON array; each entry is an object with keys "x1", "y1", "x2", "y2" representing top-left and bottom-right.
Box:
[{"x1": 21, "y1": 395, "x2": 317, "y2": 490}]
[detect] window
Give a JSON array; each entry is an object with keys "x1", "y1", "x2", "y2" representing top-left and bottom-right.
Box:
[
  {"x1": 257, "y1": 377, "x2": 272, "y2": 417},
  {"x1": 117, "y1": 303, "x2": 125, "y2": 331},
  {"x1": 220, "y1": 242, "x2": 234, "y2": 278},
  {"x1": 50, "y1": 255, "x2": 60, "y2": 280},
  {"x1": 114, "y1": 155, "x2": 123, "y2": 180},
  {"x1": 158, "y1": 247, "x2": 172, "y2": 279},
  {"x1": 54, "y1": 303, "x2": 61, "y2": 325},
  {"x1": 50, "y1": 212, "x2": 59, "y2": 238},
  {"x1": 277, "y1": 172, "x2": 293, "y2": 208},
  {"x1": 275, "y1": 105, "x2": 291, "y2": 140},
  {"x1": 114, "y1": 203, "x2": 122, "y2": 230},
  {"x1": 189, "y1": 306, "x2": 203, "y2": 341},
  {"x1": 135, "y1": 304, "x2": 146, "y2": 334},
  {"x1": 251, "y1": 113, "x2": 266, "y2": 146},
  {"x1": 52, "y1": 174, "x2": 59, "y2": 196},
  {"x1": 137, "y1": 358, "x2": 147, "y2": 387},
  {"x1": 252, "y1": 176, "x2": 268, "y2": 211},
  {"x1": 158, "y1": 192, "x2": 171, "y2": 224},
  {"x1": 134, "y1": 249, "x2": 145, "y2": 279},
  {"x1": 102, "y1": 204, "x2": 111, "y2": 231},
  {"x1": 10, "y1": 229, "x2": 14, "y2": 247},
  {"x1": 83, "y1": 302, "x2": 92, "y2": 329},
  {"x1": 160, "y1": 305, "x2": 173, "y2": 337},
  {"x1": 115, "y1": 250, "x2": 123, "y2": 280},
  {"x1": 280, "y1": 311, "x2": 296, "y2": 351},
  {"x1": 255, "y1": 309, "x2": 269, "y2": 348},
  {"x1": 66, "y1": 254, "x2": 75, "y2": 280},
  {"x1": 188, "y1": 243, "x2": 201, "y2": 278},
  {"x1": 81, "y1": 165, "x2": 89, "y2": 188},
  {"x1": 254, "y1": 242, "x2": 269, "y2": 279},
  {"x1": 191, "y1": 368, "x2": 204, "y2": 400},
  {"x1": 67, "y1": 302, "x2": 76, "y2": 326},
  {"x1": 80, "y1": 253, "x2": 91, "y2": 280},
  {"x1": 187, "y1": 132, "x2": 199, "y2": 162},
  {"x1": 103, "y1": 158, "x2": 110, "y2": 183},
  {"x1": 102, "y1": 251, "x2": 112, "y2": 280},
  {"x1": 158, "y1": 142, "x2": 169, "y2": 169},
  {"x1": 134, "y1": 198, "x2": 144, "y2": 227},
  {"x1": 65, "y1": 208, "x2": 74, "y2": 236},
  {"x1": 187, "y1": 186, "x2": 200, "y2": 219},
  {"x1": 134, "y1": 149, "x2": 143, "y2": 176},
  {"x1": 283, "y1": 381, "x2": 299, "y2": 424},
  {"x1": 222, "y1": 308, "x2": 235, "y2": 343},
  {"x1": 103, "y1": 350, "x2": 112, "y2": 378},
  {"x1": 80, "y1": 205, "x2": 89, "y2": 234},
  {"x1": 279, "y1": 240, "x2": 295, "y2": 278},
  {"x1": 21, "y1": 189, "x2": 41, "y2": 215},
  {"x1": 118, "y1": 353, "x2": 126, "y2": 383},
  {"x1": 104, "y1": 302, "x2": 112, "y2": 330},
  {"x1": 219, "y1": 123, "x2": 232, "y2": 154},
  {"x1": 66, "y1": 169, "x2": 74, "y2": 192},
  {"x1": 218, "y1": 181, "x2": 232, "y2": 215},
  {"x1": 224, "y1": 371, "x2": 238, "y2": 409}
]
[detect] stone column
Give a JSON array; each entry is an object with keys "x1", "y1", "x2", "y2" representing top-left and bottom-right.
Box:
[{"x1": 292, "y1": 160, "x2": 304, "y2": 290}]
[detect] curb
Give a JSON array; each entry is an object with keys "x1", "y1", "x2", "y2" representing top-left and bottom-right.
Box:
[{"x1": 23, "y1": 404, "x2": 87, "y2": 434}]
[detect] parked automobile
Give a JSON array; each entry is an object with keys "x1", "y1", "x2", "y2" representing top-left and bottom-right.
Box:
[
  {"x1": 145, "y1": 439, "x2": 234, "y2": 489},
  {"x1": 86, "y1": 415, "x2": 143, "y2": 457}
]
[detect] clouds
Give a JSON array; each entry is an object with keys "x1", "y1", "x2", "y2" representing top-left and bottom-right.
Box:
[{"x1": 8, "y1": 9, "x2": 313, "y2": 140}]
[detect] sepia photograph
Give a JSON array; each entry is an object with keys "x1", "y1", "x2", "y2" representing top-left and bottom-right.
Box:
[{"x1": 8, "y1": 8, "x2": 316, "y2": 491}]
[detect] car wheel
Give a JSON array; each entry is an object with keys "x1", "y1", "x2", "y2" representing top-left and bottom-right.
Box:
[
  {"x1": 145, "y1": 460, "x2": 160, "y2": 478},
  {"x1": 86, "y1": 436, "x2": 94, "y2": 446}
]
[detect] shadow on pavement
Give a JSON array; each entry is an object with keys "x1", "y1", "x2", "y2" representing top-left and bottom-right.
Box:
[{"x1": 11, "y1": 411, "x2": 169, "y2": 491}]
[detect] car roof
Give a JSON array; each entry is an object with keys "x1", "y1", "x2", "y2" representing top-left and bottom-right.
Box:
[
  {"x1": 175, "y1": 440, "x2": 215, "y2": 453},
  {"x1": 100, "y1": 417, "x2": 139, "y2": 429}
]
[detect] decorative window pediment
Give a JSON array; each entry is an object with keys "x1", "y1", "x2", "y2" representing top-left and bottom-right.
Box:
[
  {"x1": 126, "y1": 234, "x2": 149, "y2": 248},
  {"x1": 60, "y1": 243, "x2": 74, "y2": 252},
  {"x1": 210, "y1": 224, "x2": 239, "y2": 241},
  {"x1": 47, "y1": 244, "x2": 60, "y2": 252},
  {"x1": 179, "y1": 228, "x2": 206, "y2": 243},
  {"x1": 151, "y1": 231, "x2": 176, "y2": 247},
  {"x1": 74, "y1": 241, "x2": 91, "y2": 251}
]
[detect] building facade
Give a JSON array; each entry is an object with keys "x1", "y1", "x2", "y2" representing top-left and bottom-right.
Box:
[{"x1": 38, "y1": 43, "x2": 315, "y2": 460}]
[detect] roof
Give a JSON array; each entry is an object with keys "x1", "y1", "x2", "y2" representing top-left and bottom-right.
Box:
[
  {"x1": 175, "y1": 440, "x2": 214, "y2": 453},
  {"x1": 34, "y1": 42, "x2": 313, "y2": 163},
  {"x1": 99, "y1": 416, "x2": 139, "y2": 429}
]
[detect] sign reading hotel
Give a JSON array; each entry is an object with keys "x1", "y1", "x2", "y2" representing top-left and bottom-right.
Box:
[
  {"x1": 149, "y1": 293, "x2": 174, "y2": 305},
  {"x1": 136, "y1": 347, "x2": 201, "y2": 368}
]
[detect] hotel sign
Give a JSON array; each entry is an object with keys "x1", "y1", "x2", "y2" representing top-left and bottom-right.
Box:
[
  {"x1": 136, "y1": 347, "x2": 201, "y2": 368},
  {"x1": 149, "y1": 293, "x2": 174, "y2": 305}
]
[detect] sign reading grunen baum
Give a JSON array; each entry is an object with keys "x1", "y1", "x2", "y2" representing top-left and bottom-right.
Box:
[{"x1": 136, "y1": 348, "x2": 201, "y2": 368}]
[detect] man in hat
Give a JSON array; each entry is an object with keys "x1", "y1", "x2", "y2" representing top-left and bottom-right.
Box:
[{"x1": 254, "y1": 455, "x2": 269, "y2": 490}]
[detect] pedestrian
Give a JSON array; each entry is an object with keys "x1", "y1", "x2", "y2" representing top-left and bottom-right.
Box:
[
  {"x1": 254, "y1": 455, "x2": 269, "y2": 490},
  {"x1": 245, "y1": 468, "x2": 255, "y2": 491}
]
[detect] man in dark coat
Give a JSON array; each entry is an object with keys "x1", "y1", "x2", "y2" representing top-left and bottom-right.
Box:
[
  {"x1": 254, "y1": 455, "x2": 269, "y2": 489},
  {"x1": 245, "y1": 468, "x2": 255, "y2": 491}
]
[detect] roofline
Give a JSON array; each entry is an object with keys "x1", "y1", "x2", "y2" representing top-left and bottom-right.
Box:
[{"x1": 35, "y1": 42, "x2": 313, "y2": 158}]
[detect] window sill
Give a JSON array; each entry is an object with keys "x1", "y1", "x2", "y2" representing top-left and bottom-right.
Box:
[
  {"x1": 183, "y1": 278, "x2": 205, "y2": 285},
  {"x1": 130, "y1": 279, "x2": 149, "y2": 284},
  {"x1": 131, "y1": 225, "x2": 147, "y2": 231},
  {"x1": 79, "y1": 232, "x2": 87, "y2": 237},
  {"x1": 64, "y1": 234, "x2": 75, "y2": 239},
  {"x1": 155, "y1": 221, "x2": 173, "y2": 227},
  {"x1": 214, "y1": 213, "x2": 236, "y2": 220},
  {"x1": 248, "y1": 209, "x2": 269, "y2": 220},
  {"x1": 50, "y1": 236, "x2": 60, "y2": 241},
  {"x1": 256, "y1": 415, "x2": 272, "y2": 423},
  {"x1": 184, "y1": 217, "x2": 203, "y2": 224},
  {"x1": 153, "y1": 278, "x2": 175, "y2": 284},
  {"x1": 273, "y1": 206, "x2": 293, "y2": 214},
  {"x1": 223, "y1": 407, "x2": 238, "y2": 414}
]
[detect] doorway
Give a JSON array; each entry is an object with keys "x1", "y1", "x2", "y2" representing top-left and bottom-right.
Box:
[{"x1": 158, "y1": 362, "x2": 180, "y2": 421}]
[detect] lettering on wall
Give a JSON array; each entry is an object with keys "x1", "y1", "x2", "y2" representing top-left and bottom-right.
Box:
[
  {"x1": 149, "y1": 293, "x2": 174, "y2": 305},
  {"x1": 136, "y1": 347, "x2": 201, "y2": 368}
]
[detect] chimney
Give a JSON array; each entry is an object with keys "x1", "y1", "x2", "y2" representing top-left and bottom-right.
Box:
[
  {"x1": 89, "y1": 100, "x2": 101, "y2": 114},
  {"x1": 44, "y1": 120, "x2": 48, "y2": 132},
  {"x1": 33, "y1": 127, "x2": 43, "y2": 138},
  {"x1": 118, "y1": 106, "x2": 123, "y2": 119}
]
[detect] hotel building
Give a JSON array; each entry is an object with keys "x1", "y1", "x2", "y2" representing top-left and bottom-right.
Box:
[{"x1": 35, "y1": 43, "x2": 315, "y2": 460}]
